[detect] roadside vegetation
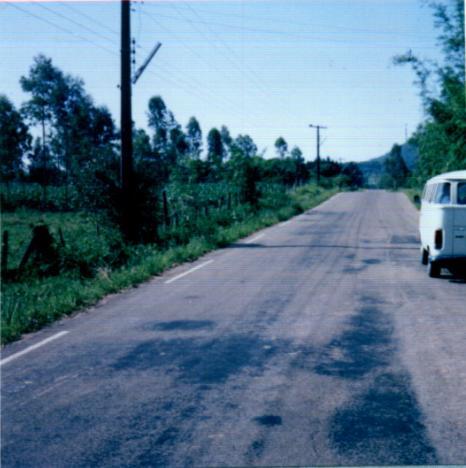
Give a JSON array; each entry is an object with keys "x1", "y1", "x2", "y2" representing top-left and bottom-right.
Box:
[
  {"x1": 402, "y1": 188, "x2": 422, "y2": 210},
  {"x1": 0, "y1": 53, "x2": 362, "y2": 344},
  {"x1": 378, "y1": 0, "x2": 464, "y2": 191},
  {"x1": 1, "y1": 184, "x2": 338, "y2": 344}
]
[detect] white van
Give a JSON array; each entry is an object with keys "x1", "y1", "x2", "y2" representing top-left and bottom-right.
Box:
[{"x1": 419, "y1": 170, "x2": 466, "y2": 277}]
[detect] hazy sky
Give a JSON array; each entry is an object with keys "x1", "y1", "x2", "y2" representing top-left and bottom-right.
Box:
[{"x1": 2, "y1": 0, "x2": 440, "y2": 162}]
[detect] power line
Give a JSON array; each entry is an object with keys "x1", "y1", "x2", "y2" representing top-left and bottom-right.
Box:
[
  {"x1": 179, "y1": 2, "x2": 279, "y2": 101},
  {"x1": 59, "y1": 2, "x2": 120, "y2": 36},
  {"x1": 11, "y1": 2, "x2": 258, "y2": 124},
  {"x1": 42, "y1": 2, "x2": 236, "y2": 109},
  {"x1": 35, "y1": 3, "x2": 117, "y2": 47},
  {"x1": 166, "y1": 3, "x2": 297, "y2": 124},
  {"x1": 140, "y1": 8, "x2": 271, "y2": 123},
  {"x1": 142, "y1": 11, "x2": 435, "y2": 47},
  {"x1": 141, "y1": 9, "x2": 249, "y2": 89},
  {"x1": 153, "y1": 3, "x2": 434, "y2": 38},
  {"x1": 180, "y1": 2, "x2": 349, "y2": 133},
  {"x1": 8, "y1": 3, "x2": 117, "y2": 57}
]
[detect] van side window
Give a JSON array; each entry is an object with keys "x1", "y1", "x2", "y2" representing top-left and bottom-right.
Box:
[
  {"x1": 458, "y1": 182, "x2": 466, "y2": 205},
  {"x1": 433, "y1": 182, "x2": 451, "y2": 204}
]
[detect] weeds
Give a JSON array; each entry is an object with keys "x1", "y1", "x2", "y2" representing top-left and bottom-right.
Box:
[{"x1": 1, "y1": 184, "x2": 337, "y2": 344}]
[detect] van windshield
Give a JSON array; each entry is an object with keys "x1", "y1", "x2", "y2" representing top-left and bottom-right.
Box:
[{"x1": 458, "y1": 182, "x2": 466, "y2": 205}]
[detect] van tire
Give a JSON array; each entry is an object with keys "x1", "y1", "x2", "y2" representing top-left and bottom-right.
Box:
[
  {"x1": 428, "y1": 259, "x2": 441, "y2": 278},
  {"x1": 421, "y1": 248, "x2": 428, "y2": 265}
]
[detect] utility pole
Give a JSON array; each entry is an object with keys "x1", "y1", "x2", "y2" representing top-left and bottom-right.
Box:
[
  {"x1": 309, "y1": 124, "x2": 327, "y2": 184},
  {"x1": 120, "y1": 0, "x2": 161, "y2": 242},
  {"x1": 121, "y1": 0, "x2": 134, "y2": 242}
]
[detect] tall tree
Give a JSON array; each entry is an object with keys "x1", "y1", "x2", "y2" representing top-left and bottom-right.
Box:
[
  {"x1": 27, "y1": 137, "x2": 61, "y2": 186},
  {"x1": 274, "y1": 136, "x2": 288, "y2": 158},
  {"x1": 319, "y1": 157, "x2": 342, "y2": 177},
  {"x1": 0, "y1": 95, "x2": 31, "y2": 183},
  {"x1": 147, "y1": 95, "x2": 184, "y2": 169},
  {"x1": 207, "y1": 128, "x2": 224, "y2": 167},
  {"x1": 148, "y1": 95, "x2": 170, "y2": 155},
  {"x1": 394, "y1": 0, "x2": 465, "y2": 180},
  {"x1": 168, "y1": 125, "x2": 188, "y2": 165},
  {"x1": 185, "y1": 117, "x2": 202, "y2": 159},
  {"x1": 133, "y1": 128, "x2": 153, "y2": 163},
  {"x1": 290, "y1": 146, "x2": 304, "y2": 162},
  {"x1": 21, "y1": 55, "x2": 117, "y2": 187},
  {"x1": 381, "y1": 144, "x2": 410, "y2": 189},
  {"x1": 231, "y1": 134, "x2": 257, "y2": 159},
  {"x1": 342, "y1": 162, "x2": 364, "y2": 188},
  {"x1": 20, "y1": 55, "x2": 64, "y2": 185},
  {"x1": 220, "y1": 125, "x2": 233, "y2": 160},
  {"x1": 290, "y1": 146, "x2": 308, "y2": 184}
]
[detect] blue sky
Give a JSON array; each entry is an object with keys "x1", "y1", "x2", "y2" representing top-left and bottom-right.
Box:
[{"x1": 1, "y1": 0, "x2": 440, "y2": 162}]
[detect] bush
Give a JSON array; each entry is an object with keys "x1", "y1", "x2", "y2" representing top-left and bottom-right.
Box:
[{"x1": 1, "y1": 181, "x2": 340, "y2": 344}]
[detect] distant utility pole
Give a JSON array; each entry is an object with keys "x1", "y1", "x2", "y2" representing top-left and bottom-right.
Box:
[
  {"x1": 121, "y1": 0, "x2": 134, "y2": 241},
  {"x1": 309, "y1": 124, "x2": 327, "y2": 184}
]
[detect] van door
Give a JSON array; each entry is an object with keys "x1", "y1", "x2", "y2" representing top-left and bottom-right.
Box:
[{"x1": 453, "y1": 182, "x2": 466, "y2": 256}]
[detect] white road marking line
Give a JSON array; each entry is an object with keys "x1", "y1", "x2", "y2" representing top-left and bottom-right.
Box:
[
  {"x1": 0, "y1": 331, "x2": 69, "y2": 367},
  {"x1": 164, "y1": 260, "x2": 213, "y2": 284},
  {"x1": 246, "y1": 233, "x2": 264, "y2": 244}
]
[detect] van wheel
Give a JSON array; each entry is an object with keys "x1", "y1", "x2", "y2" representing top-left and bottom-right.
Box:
[
  {"x1": 421, "y1": 248, "x2": 428, "y2": 265},
  {"x1": 428, "y1": 259, "x2": 441, "y2": 278}
]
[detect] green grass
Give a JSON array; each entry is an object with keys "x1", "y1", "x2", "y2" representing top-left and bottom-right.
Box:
[
  {"x1": 1, "y1": 184, "x2": 338, "y2": 344},
  {"x1": 403, "y1": 188, "x2": 422, "y2": 210},
  {"x1": 2, "y1": 210, "x2": 111, "y2": 268}
]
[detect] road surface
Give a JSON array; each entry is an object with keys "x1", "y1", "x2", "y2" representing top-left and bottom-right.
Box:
[{"x1": 2, "y1": 191, "x2": 466, "y2": 466}]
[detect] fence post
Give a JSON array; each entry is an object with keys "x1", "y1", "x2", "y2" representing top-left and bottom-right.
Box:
[
  {"x1": 1, "y1": 230, "x2": 9, "y2": 278},
  {"x1": 162, "y1": 190, "x2": 170, "y2": 226}
]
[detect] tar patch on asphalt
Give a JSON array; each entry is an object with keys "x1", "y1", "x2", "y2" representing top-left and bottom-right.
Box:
[
  {"x1": 248, "y1": 439, "x2": 265, "y2": 458},
  {"x1": 390, "y1": 234, "x2": 419, "y2": 244},
  {"x1": 314, "y1": 306, "x2": 393, "y2": 379},
  {"x1": 112, "y1": 334, "x2": 279, "y2": 385},
  {"x1": 313, "y1": 298, "x2": 438, "y2": 464},
  {"x1": 362, "y1": 258, "x2": 381, "y2": 265},
  {"x1": 343, "y1": 266, "x2": 366, "y2": 273},
  {"x1": 132, "y1": 426, "x2": 180, "y2": 467},
  {"x1": 253, "y1": 415, "x2": 282, "y2": 427},
  {"x1": 329, "y1": 372, "x2": 437, "y2": 464},
  {"x1": 148, "y1": 320, "x2": 216, "y2": 331}
]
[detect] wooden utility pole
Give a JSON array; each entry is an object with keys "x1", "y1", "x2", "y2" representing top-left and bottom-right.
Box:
[
  {"x1": 309, "y1": 124, "x2": 327, "y2": 184},
  {"x1": 120, "y1": 1, "x2": 160, "y2": 242},
  {"x1": 121, "y1": 0, "x2": 134, "y2": 241}
]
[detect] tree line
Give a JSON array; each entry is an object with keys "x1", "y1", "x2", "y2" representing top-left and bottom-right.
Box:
[
  {"x1": 1, "y1": 54, "x2": 363, "y2": 241},
  {"x1": 386, "y1": 0, "x2": 465, "y2": 186}
]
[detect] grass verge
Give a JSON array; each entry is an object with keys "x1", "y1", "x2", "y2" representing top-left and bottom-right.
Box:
[
  {"x1": 1, "y1": 184, "x2": 338, "y2": 344},
  {"x1": 403, "y1": 188, "x2": 422, "y2": 210}
]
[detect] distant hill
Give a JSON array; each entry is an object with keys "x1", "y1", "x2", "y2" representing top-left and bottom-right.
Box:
[{"x1": 357, "y1": 142, "x2": 419, "y2": 186}]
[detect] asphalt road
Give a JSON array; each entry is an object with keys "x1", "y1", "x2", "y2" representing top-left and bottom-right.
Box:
[{"x1": 2, "y1": 191, "x2": 466, "y2": 467}]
